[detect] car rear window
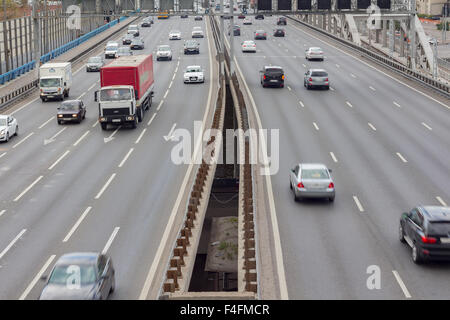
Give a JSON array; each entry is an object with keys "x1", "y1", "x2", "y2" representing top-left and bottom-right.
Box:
[
  {"x1": 266, "y1": 68, "x2": 284, "y2": 74},
  {"x1": 301, "y1": 169, "x2": 329, "y2": 179},
  {"x1": 311, "y1": 71, "x2": 328, "y2": 77},
  {"x1": 428, "y1": 222, "x2": 450, "y2": 235}
]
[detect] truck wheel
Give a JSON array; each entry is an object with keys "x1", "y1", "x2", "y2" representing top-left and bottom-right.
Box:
[
  {"x1": 137, "y1": 108, "x2": 143, "y2": 122},
  {"x1": 66, "y1": 90, "x2": 69, "y2": 98},
  {"x1": 100, "y1": 123, "x2": 107, "y2": 130},
  {"x1": 131, "y1": 117, "x2": 138, "y2": 129}
]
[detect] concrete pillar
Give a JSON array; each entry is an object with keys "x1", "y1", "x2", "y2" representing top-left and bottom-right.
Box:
[
  {"x1": 322, "y1": 14, "x2": 326, "y2": 30},
  {"x1": 375, "y1": 29, "x2": 380, "y2": 43},
  {"x1": 96, "y1": 0, "x2": 102, "y2": 14},
  {"x1": 382, "y1": 20, "x2": 387, "y2": 47},
  {"x1": 333, "y1": 17, "x2": 337, "y2": 34}
]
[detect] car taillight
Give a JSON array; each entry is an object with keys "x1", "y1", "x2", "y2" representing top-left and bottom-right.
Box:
[
  {"x1": 263, "y1": 75, "x2": 266, "y2": 80},
  {"x1": 297, "y1": 182, "x2": 305, "y2": 188},
  {"x1": 309, "y1": 78, "x2": 313, "y2": 82},
  {"x1": 325, "y1": 78, "x2": 328, "y2": 82},
  {"x1": 281, "y1": 75, "x2": 285, "y2": 80},
  {"x1": 328, "y1": 182, "x2": 334, "y2": 188},
  {"x1": 421, "y1": 236, "x2": 437, "y2": 244}
]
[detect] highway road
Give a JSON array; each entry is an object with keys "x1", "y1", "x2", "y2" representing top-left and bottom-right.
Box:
[
  {"x1": 0, "y1": 16, "x2": 217, "y2": 299},
  {"x1": 225, "y1": 15, "x2": 450, "y2": 299}
]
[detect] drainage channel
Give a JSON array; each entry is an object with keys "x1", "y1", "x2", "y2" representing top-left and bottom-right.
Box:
[{"x1": 158, "y1": 16, "x2": 258, "y2": 300}]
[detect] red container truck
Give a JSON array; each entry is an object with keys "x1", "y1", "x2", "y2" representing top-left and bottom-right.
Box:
[{"x1": 95, "y1": 55, "x2": 154, "y2": 130}]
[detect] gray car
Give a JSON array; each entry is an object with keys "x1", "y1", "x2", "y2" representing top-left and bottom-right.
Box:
[
  {"x1": 115, "y1": 46, "x2": 133, "y2": 58},
  {"x1": 304, "y1": 69, "x2": 329, "y2": 90},
  {"x1": 289, "y1": 163, "x2": 335, "y2": 202},
  {"x1": 39, "y1": 252, "x2": 115, "y2": 300},
  {"x1": 86, "y1": 56, "x2": 104, "y2": 72}
]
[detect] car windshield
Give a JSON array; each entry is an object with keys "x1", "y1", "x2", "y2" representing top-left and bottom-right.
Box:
[
  {"x1": 158, "y1": 46, "x2": 170, "y2": 51},
  {"x1": 244, "y1": 41, "x2": 254, "y2": 45},
  {"x1": 311, "y1": 71, "x2": 328, "y2": 77},
  {"x1": 117, "y1": 47, "x2": 130, "y2": 53},
  {"x1": 88, "y1": 57, "x2": 102, "y2": 63},
  {"x1": 428, "y1": 222, "x2": 450, "y2": 234},
  {"x1": 266, "y1": 68, "x2": 283, "y2": 74},
  {"x1": 310, "y1": 47, "x2": 322, "y2": 52},
  {"x1": 0, "y1": 119, "x2": 6, "y2": 126},
  {"x1": 193, "y1": 27, "x2": 202, "y2": 31},
  {"x1": 301, "y1": 169, "x2": 329, "y2": 179},
  {"x1": 100, "y1": 88, "x2": 132, "y2": 101},
  {"x1": 171, "y1": 30, "x2": 180, "y2": 34},
  {"x1": 256, "y1": 30, "x2": 265, "y2": 33},
  {"x1": 186, "y1": 41, "x2": 197, "y2": 46},
  {"x1": 106, "y1": 46, "x2": 118, "y2": 51},
  {"x1": 48, "y1": 264, "x2": 97, "y2": 285},
  {"x1": 40, "y1": 78, "x2": 61, "y2": 87},
  {"x1": 186, "y1": 67, "x2": 201, "y2": 72},
  {"x1": 59, "y1": 102, "x2": 78, "y2": 110}
]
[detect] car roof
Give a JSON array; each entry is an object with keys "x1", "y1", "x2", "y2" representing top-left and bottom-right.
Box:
[
  {"x1": 420, "y1": 206, "x2": 450, "y2": 222},
  {"x1": 265, "y1": 66, "x2": 283, "y2": 69},
  {"x1": 255, "y1": 30, "x2": 265, "y2": 32},
  {"x1": 309, "y1": 68, "x2": 327, "y2": 72},
  {"x1": 56, "y1": 252, "x2": 100, "y2": 265},
  {"x1": 299, "y1": 163, "x2": 328, "y2": 170},
  {"x1": 0, "y1": 115, "x2": 8, "y2": 119},
  {"x1": 186, "y1": 65, "x2": 201, "y2": 69},
  {"x1": 62, "y1": 100, "x2": 81, "y2": 104}
]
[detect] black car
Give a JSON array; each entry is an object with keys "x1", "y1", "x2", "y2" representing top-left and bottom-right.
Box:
[
  {"x1": 39, "y1": 253, "x2": 115, "y2": 300},
  {"x1": 254, "y1": 30, "x2": 267, "y2": 40},
  {"x1": 260, "y1": 66, "x2": 284, "y2": 88},
  {"x1": 195, "y1": 15, "x2": 203, "y2": 21},
  {"x1": 184, "y1": 40, "x2": 200, "y2": 54},
  {"x1": 273, "y1": 28, "x2": 285, "y2": 37},
  {"x1": 57, "y1": 100, "x2": 86, "y2": 124},
  {"x1": 277, "y1": 17, "x2": 287, "y2": 25},
  {"x1": 181, "y1": 14, "x2": 188, "y2": 18},
  {"x1": 399, "y1": 206, "x2": 450, "y2": 263},
  {"x1": 122, "y1": 34, "x2": 133, "y2": 45},
  {"x1": 229, "y1": 25, "x2": 241, "y2": 36},
  {"x1": 141, "y1": 18, "x2": 151, "y2": 27},
  {"x1": 255, "y1": 14, "x2": 264, "y2": 20},
  {"x1": 130, "y1": 38, "x2": 145, "y2": 50}
]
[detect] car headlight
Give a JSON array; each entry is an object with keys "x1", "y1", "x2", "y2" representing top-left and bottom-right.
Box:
[
  {"x1": 57, "y1": 114, "x2": 63, "y2": 118},
  {"x1": 72, "y1": 114, "x2": 78, "y2": 117},
  {"x1": 0, "y1": 129, "x2": 5, "y2": 135}
]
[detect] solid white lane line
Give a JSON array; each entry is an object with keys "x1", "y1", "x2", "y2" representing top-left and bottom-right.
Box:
[
  {"x1": 436, "y1": 196, "x2": 447, "y2": 207},
  {"x1": 19, "y1": 254, "x2": 56, "y2": 300},
  {"x1": 421, "y1": 122, "x2": 432, "y2": 131},
  {"x1": 48, "y1": 150, "x2": 70, "y2": 170},
  {"x1": 163, "y1": 90, "x2": 169, "y2": 99},
  {"x1": 172, "y1": 73, "x2": 176, "y2": 81},
  {"x1": 77, "y1": 92, "x2": 86, "y2": 100},
  {"x1": 156, "y1": 100, "x2": 164, "y2": 111},
  {"x1": 346, "y1": 101, "x2": 353, "y2": 108},
  {"x1": 135, "y1": 128, "x2": 147, "y2": 144},
  {"x1": 0, "y1": 152, "x2": 6, "y2": 159},
  {"x1": 102, "y1": 227, "x2": 120, "y2": 254},
  {"x1": 299, "y1": 101, "x2": 305, "y2": 107},
  {"x1": 147, "y1": 113, "x2": 156, "y2": 126},
  {"x1": 14, "y1": 176, "x2": 43, "y2": 202},
  {"x1": 73, "y1": 130, "x2": 90, "y2": 146},
  {"x1": 88, "y1": 83, "x2": 97, "y2": 91},
  {"x1": 169, "y1": 80, "x2": 173, "y2": 89},
  {"x1": 10, "y1": 98, "x2": 39, "y2": 116},
  {"x1": 313, "y1": 122, "x2": 319, "y2": 130},
  {"x1": 392, "y1": 270, "x2": 412, "y2": 298},
  {"x1": 330, "y1": 152, "x2": 338, "y2": 163},
  {"x1": 118, "y1": 148, "x2": 134, "y2": 168},
  {"x1": 0, "y1": 229, "x2": 27, "y2": 260},
  {"x1": 94, "y1": 173, "x2": 116, "y2": 200},
  {"x1": 369, "y1": 86, "x2": 376, "y2": 91},
  {"x1": 368, "y1": 122, "x2": 377, "y2": 131},
  {"x1": 12, "y1": 132, "x2": 34, "y2": 149},
  {"x1": 0, "y1": 210, "x2": 5, "y2": 218},
  {"x1": 396, "y1": 152, "x2": 408, "y2": 163},
  {"x1": 62, "y1": 207, "x2": 92, "y2": 242},
  {"x1": 92, "y1": 120, "x2": 99, "y2": 128},
  {"x1": 393, "y1": 101, "x2": 402, "y2": 108},
  {"x1": 38, "y1": 117, "x2": 55, "y2": 129},
  {"x1": 353, "y1": 196, "x2": 365, "y2": 212}
]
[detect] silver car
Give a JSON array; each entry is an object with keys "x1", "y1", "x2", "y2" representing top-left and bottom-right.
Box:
[
  {"x1": 304, "y1": 69, "x2": 329, "y2": 90},
  {"x1": 305, "y1": 47, "x2": 324, "y2": 61},
  {"x1": 86, "y1": 56, "x2": 104, "y2": 72},
  {"x1": 289, "y1": 163, "x2": 335, "y2": 202}
]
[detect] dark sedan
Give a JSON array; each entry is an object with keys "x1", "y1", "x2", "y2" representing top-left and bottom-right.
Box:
[
  {"x1": 260, "y1": 66, "x2": 284, "y2": 88},
  {"x1": 194, "y1": 15, "x2": 203, "y2": 20},
  {"x1": 181, "y1": 14, "x2": 188, "y2": 18},
  {"x1": 254, "y1": 30, "x2": 267, "y2": 40},
  {"x1": 39, "y1": 253, "x2": 115, "y2": 300},
  {"x1": 229, "y1": 25, "x2": 241, "y2": 36},
  {"x1": 141, "y1": 18, "x2": 151, "y2": 27},
  {"x1": 277, "y1": 17, "x2": 287, "y2": 25},
  {"x1": 255, "y1": 14, "x2": 264, "y2": 20},
  {"x1": 86, "y1": 56, "x2": 104, "y2": 72},
  {"x1": 130, "y1": 38, "x2": 145, "y2": 50},
  {"x1": 57, "y1": 100, "x2": 86, "y2": 124},
  {"x1": 184, "y1": 40, "x2": 200, "y2": 54},
  {"x1": 273, "y1": 28, "x2": 285, "y2": 37},
  {"x1": 122, "y1": 34, "x2": 133, "y2": 45},
  {"x1": 400, "y1": 206, "x2": 450, "y2": 263}
]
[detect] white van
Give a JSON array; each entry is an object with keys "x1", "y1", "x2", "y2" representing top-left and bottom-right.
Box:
[{"x1": 39, "y1": 62, "x2": 72, "y2": 102}]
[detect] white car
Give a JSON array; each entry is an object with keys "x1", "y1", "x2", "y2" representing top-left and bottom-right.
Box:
[
  {"x1": 243, "y1": 18, "x2": 252, "y2": 25},
  {"x1": 105, "y1": 43, "x2": 119, "y2": 59},
  {"x1": 305, "y1": 47, "x2": 324, "y2": 61},
  {"x1": 0, "y1": 115, "x2": 18, "y2": 142},
  {"x1": 241, "y1": 40, "x2": 256, "y2": 52},
  {"x1": 169, "y1": 30, "x2": 182, "y2": 40},
  {"x1": 156, "y1": 45, "x2": 173, "y2": 61},
  {"x1": 184, "y1": 65, "x2": 205, "y2": 83},
  {"x1": 192, "y1": 27, "x2": 204, "y2": 38}
]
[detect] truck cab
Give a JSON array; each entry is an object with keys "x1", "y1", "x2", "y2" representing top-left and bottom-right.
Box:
[{"x1": 96, "y1": 85, "x2": 138, "y2": 129}]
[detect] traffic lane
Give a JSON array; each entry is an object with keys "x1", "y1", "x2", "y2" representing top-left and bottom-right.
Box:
[
  {"x1": 233, "y1": 50, "x2": 408, "y2": 298},
  {"x1": 275, "y1": 17, "x2": 450, "y2": 132},
  {"x1": 17, "y1": 29, "x2": 215, "y2": 300},
  {"x1": 234, "y1": 36, "x2": 450, "y2": 298}
]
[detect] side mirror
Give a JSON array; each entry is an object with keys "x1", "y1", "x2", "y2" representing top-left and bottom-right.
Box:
[
  {"x1": 134, "y1": 89, "x2": 138, "y2": 99},
  {"x1": 328, "y1": 169, "x2": 332, "y2": 173},
  {"x1": 64, "y1": 82, "x2": 67, "y2": 86},
  {"x1": 291, "y1": 168, "x2": 295, "y2": 173},
  {"x1": 40, "y1": 275, "x2": 48, "y2": 281},
  {"x1": 94, "y1": 91, "x2": 98, "y2": 102}
]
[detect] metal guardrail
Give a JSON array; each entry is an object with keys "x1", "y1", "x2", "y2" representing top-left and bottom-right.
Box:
[{"x1": 286, "y1": 15, "x2": 450, "y2": 98}]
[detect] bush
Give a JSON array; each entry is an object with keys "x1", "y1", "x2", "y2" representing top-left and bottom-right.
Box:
[{"x1": 437, "y1": 22, "x2": 450, "y2": 30}]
